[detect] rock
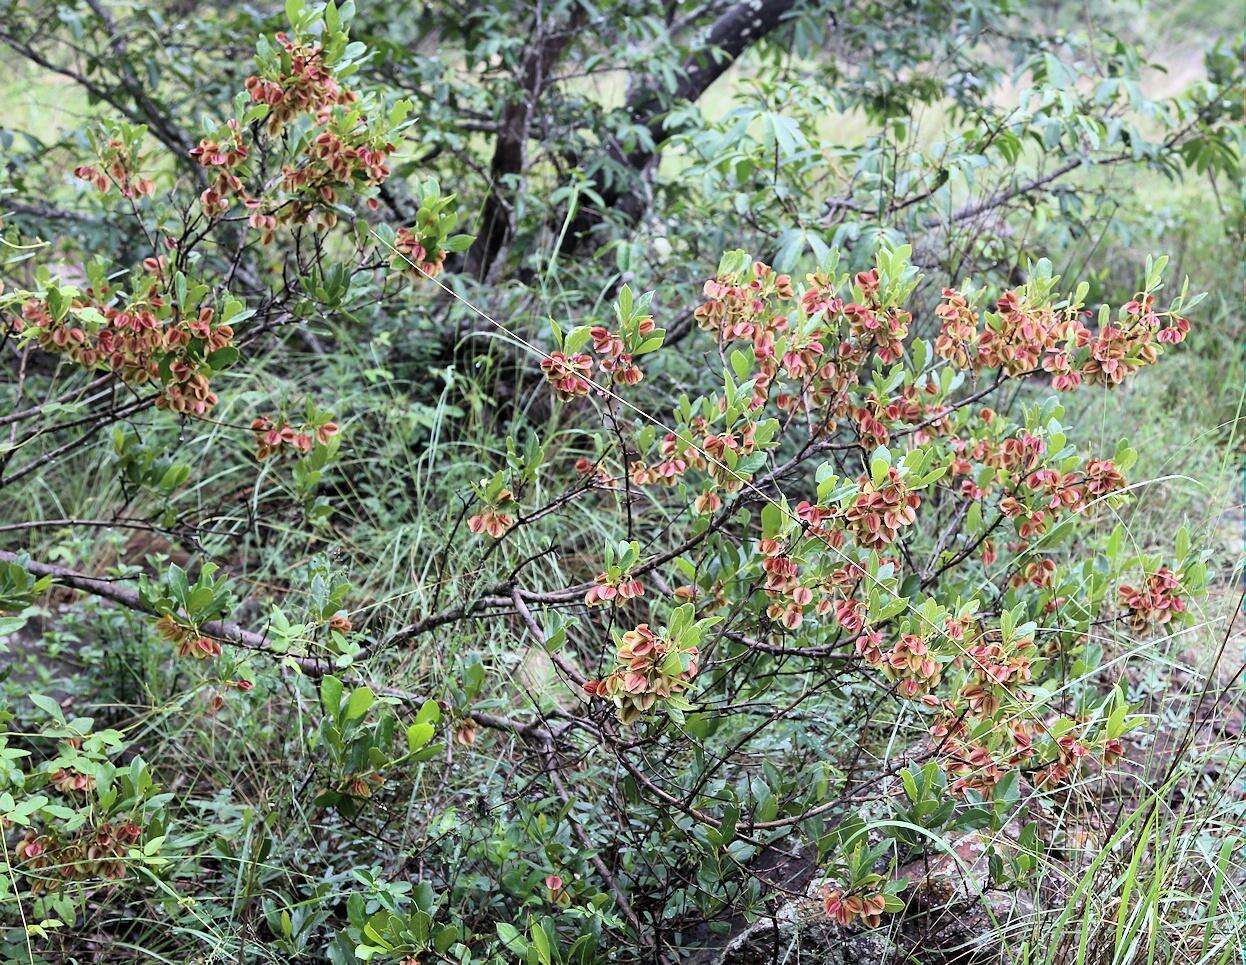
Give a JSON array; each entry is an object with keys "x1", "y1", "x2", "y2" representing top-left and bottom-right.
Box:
[{"x1": 714, "y1": 877, "x2": 893, "y2": 965}]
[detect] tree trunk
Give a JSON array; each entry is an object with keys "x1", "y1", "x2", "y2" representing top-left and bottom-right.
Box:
[
  {"x1": 465, "y1": 9, "x2": 584, "y2": 280},
  {"x1": 561, "y1": 0, "x2": 800, "y2": 255}
]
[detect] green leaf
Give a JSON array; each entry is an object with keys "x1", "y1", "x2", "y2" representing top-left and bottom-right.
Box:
[
  {"x1": 415, "y1": 699, "x2": 440, "y2": 726},
  {"x1": 496, "y1": 922, "x2": 528, "y2": 954},
  {"x1": 869, "y1": 447, "x2": 892, "y2": 487},
  {"x1": 320, "y1": 675, "x2": 344, "y2": 715},
  {"x1": 563, "y1": 325, "x2": 592, "y2": 355},
  {"x1": 659, "y1": 651, "x2": 684, "y2": 676},
  {"x1": 207, "y1": 346, "x2": 240, "y2": 371},
  {"x1": 29, "y1": 694, "x2": 65, "y2": 722},
  {"x1": 760, "y1": 501, "x2": 783, "y2": 538},
  {"x1": 406, "y1": 722, "x2": 434, "y2": 752},
  {"x1": 530, "y1": 921, "x2": 552, "y2": 965},
  {"x1": 616, "y1": 283, "x2": 634, "y2": 318},
  {"x1": 344, "y1": 686, "x2": 375, "y2": 721}
]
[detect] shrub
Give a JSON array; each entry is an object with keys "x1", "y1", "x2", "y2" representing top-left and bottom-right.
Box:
[{"x1": 0, "y1": 0, "x2": 1239, "y2": 961}]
